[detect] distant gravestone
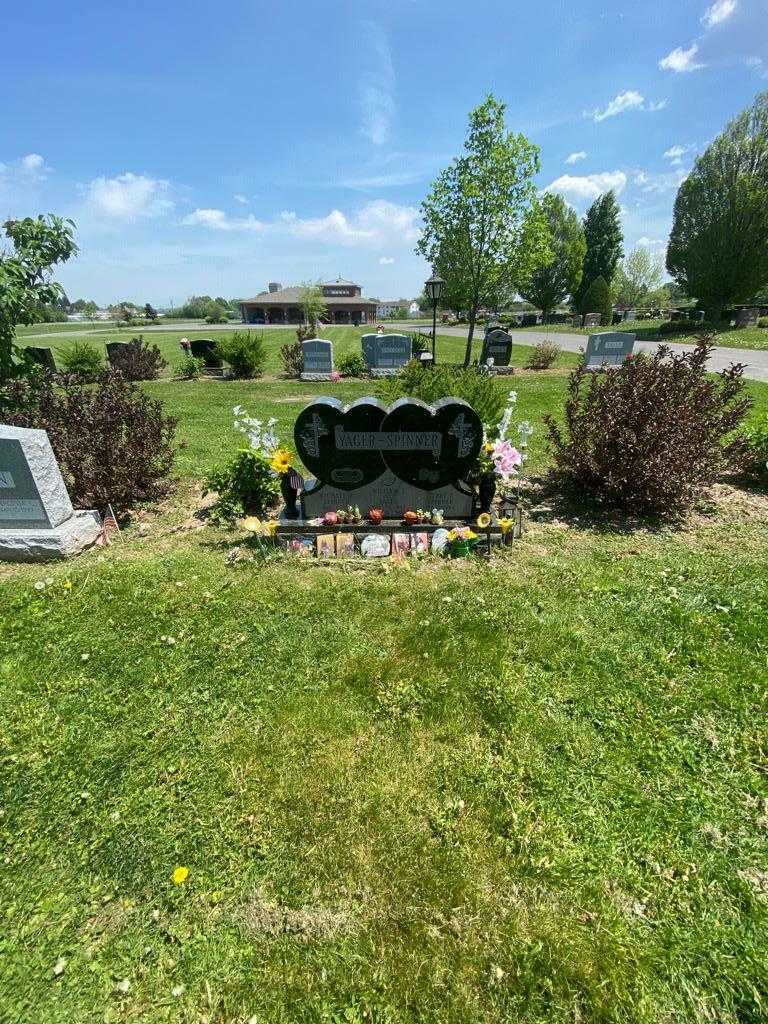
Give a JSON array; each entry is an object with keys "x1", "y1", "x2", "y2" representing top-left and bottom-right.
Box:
[
  {"x1": 480, "y1": 328, "x2": 513, "y2": 367},
  {"x1": 583, "y1": 313, "x2": 602, "y2": 328},
  {"x1": 360, "y1": 333, "x2": 412, "y2": 377},
  {"x1": 106, "y1": 342, "x2": 129, "y2": 366},
  {"x1": 584, "y1": 332, "x2": 636, "y2": 370},
  {"x1": 623, "y1": 309, "x2": 637, "y2": 322},
  {"x1": 520, "y1": 313, "x2": 538, "y2": 327},
  {"x1": 301, "y1": 338, "x2": 334, "y2": 380},
  {"x1": 296, "y1": 396, "x2": 482, "y2": 518},
  {"x1": 189, "y1": 339, "x2": 222, "y2": 367},
  {"x1": 26, "y1": 347, "x2": 56, "y2": 371},
  {"x1": 0, "y1": 424, "x2": 101, "y2": 561},
  {"x1": 736, "y1": 308, "x2": 759, "y2": 328}
]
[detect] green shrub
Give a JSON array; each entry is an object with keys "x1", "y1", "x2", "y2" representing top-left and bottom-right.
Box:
[
  {"x1": 280, "y1": 341, "x2": 303, "y2": 378},
  {"x1": 2, "y1": 373, "x2": 177, "y2": 509},
  {"x1": 758, "y1": 316, "x2": 768, "y2": 329},
  {"x1": 525, "y1": 340, "x2": 560, "y2": 370},
  {"x1": 377, "y1": 360, "x2": 507, "y2": 430},
  {"x1": 543, "y1": 338, "x2": 751, "y2": 515},
  {"x1": 176, "y1": 355, "x2": 205, "y2": 380},
  {"x1": 742, "y1": 415, "x2": 768, "y2": 480},
  {"x1": 337, "y1": 352, "x2": 367, "y2": 377},
  {"x1": 204, "y1": 450, "x2": 279, "y2": 522},
  {"x1": 580, "y1": 276, "x2": 612, "y2": 325},
  {"x1": 215, "y1": 331, "x2": 266, "y2": 379},
  {"x1": 58, "y1": 340, "x2": 103, "y2": 381},
  {"x1": 107, "y1": 335, "x2": 167, "y2": 381}
]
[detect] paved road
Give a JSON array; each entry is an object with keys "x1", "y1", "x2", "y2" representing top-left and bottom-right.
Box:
[{"x1": 427, "y1": 325, "x2": 768, "y2": 383}]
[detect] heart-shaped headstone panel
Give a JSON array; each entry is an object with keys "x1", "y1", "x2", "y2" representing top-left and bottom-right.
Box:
[
  {"x1": 380, "y1": 398, "x2": 483, "y2": 490},
  {"x1": 294, "y1": 398, "x2": 387, "y2": 490}
]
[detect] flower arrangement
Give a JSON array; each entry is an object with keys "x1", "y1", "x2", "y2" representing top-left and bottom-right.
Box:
[
  {"x1": 443, "y1": 527, "x2": 479, "y2": 558},
  {"x1": 204, "y1": 406, "x2": 289, "y2": 522}
]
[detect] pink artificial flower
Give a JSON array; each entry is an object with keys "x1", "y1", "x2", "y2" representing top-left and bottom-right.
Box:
[
  {"x1": 491, "y1": 440, "x2": 523, "y2": 479},
  {"x1": 330, "y1": 371, "x2": 341, "y2": 382}
]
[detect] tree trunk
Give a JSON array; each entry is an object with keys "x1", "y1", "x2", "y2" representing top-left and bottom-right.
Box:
[{"x1": 464, "y1": 310, "x2": 476, "y2": 368}]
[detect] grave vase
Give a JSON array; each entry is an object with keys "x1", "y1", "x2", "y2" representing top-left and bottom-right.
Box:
[
  {"x1": 478, "y1": 472, "x2": 496, "y2": 514},
  {"x1": 280, "y1": 473, "x2": 299, "y2": 519}
]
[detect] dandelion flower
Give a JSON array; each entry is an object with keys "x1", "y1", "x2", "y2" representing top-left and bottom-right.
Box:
[{"x1": 172, "y1": 866, "x2": 189, "y2": 885}]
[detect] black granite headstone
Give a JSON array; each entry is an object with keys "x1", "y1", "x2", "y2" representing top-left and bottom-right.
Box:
[
  {"x1": 189, "y1": 339, "x2": 222, "y2": 367},
  {"x1": 106, "y1": 342, "x2": 129, "y2": 366},
  {"x1": 26, "y1": 347, "x2": 56, "y2": 371},
  {"x1": 480, "y1": 328, "x2": 512, "y2": 366},
  {"x1": 295, "y1": 396, "x2": 482, "y2": 518}
]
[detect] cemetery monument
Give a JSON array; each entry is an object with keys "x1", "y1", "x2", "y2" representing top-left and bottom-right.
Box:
[
  {"x1": 583, "y1": 332, "x2": 636, "y2": 370},
  {"x1": 0, "y1": 424, "x2": 101, "y2": 561},
  {"x1": 360, "y1": 333, "x2": 412, "y2": 377},
  {"x1": 300, "y1": 338, "x2": 335, "y2": 380}
]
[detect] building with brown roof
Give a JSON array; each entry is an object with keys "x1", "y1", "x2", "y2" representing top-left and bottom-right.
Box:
[{"x1": 239, "y1": 279, "x2": 378, "y2": 326}]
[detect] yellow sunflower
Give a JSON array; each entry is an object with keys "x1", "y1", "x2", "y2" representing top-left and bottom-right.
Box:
[
  {"x1": 269, "y1": 449, "x2": 293, "y2": 475},
  {"x1": 476, "y1": 512, "x2": 492, "y2": 529},
  {"x1": 498, "y1": 517, "x2": 514, "y2": 535},
  {"x1": 240, "y1": 516, "x2": 263, "y2": 533}
]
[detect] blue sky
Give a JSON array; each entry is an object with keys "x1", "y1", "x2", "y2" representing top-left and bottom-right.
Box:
[{"x1": 2, "y1": 0, "x2": 766, "y2": 305}]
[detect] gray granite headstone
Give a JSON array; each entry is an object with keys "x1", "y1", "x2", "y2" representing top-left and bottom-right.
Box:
[
  {"x1": 584, "y1": 332, "x2": 636, "y2": 370},
  {"x1": 736, "y1": 308, "x2": 759, "y2": 328},
  {"x1": 295, "y1": 396, "x2": 482, "y2": 518},
  {"x1": 0, "y1": 425, "x2": 101, "y2": 561},
  {"x1": 301, "y1": 338, "x2": 334, "y2": 380},
  {"x1": 360, "y1": 334, "x2": 412, "y2": 377},
  {"x1": 583, "y1": 313, "x2": 602, "y2": 328}
]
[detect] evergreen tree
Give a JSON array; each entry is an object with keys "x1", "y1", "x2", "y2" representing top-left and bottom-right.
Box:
[
  {"x1": 574, "y1": 191, "x2": 623, "y2": 312},
  {"x1": 519, "y1": 193, "x2": 585, "y2": 320},
  {"x1": 667, "y1": 91, "x2": 768, "y2": 323},
  {"x1": 580, "y1": 275, "x2": 612, "y2": 326}
]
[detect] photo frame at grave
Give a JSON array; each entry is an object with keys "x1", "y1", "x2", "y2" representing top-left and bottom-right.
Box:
[
  {"x1": 583, "y1": 332, "x2": 636, "y2": 370},
  {"x1": 295, "y1": 396, "x2": 483, "y2": 518}
]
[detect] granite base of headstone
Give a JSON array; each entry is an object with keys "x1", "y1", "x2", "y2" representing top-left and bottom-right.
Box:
[
  {"x1": 0, "y1": 425, "x2": 101, "y2": 561},
  {"x1": 295, "y1": 396, "x2": 482, "y2": 519},
  {"x1": 300, "y1": 338, "x2": 334, "y2": 380},
  {"x1": 361, "y1": 333, "x2": 412, "y2": 377},
  {"x1": 584, "y1": 332, "x2": 636, "y2": 370}
]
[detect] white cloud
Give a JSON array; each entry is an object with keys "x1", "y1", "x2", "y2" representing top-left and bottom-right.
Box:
[
  {"x1": 663, "y1": 143, "x2": 695, "y2": 165},
  {"x1": 660, "y1": 44, "x2": 705, "y2": 72},
  {"x1": 86, "y1": 172, "x2": 173, "y2": 219},
  {"x1": 379, "y1": 256, "x2": 395, "y2": 264},
  {"x1": 637, "y1": 168, "x2": 689, "y2": 194},
  {"x1": 565, "y1": 151, "x2": 587, "y2": 165},
  {"x1": 0, "y1": 152, "x2": 52, "y2": 184},
  {"x1": 545, "y1": 170, "x2": 628, "y2": 200},
  {"x1": 280, "y1": 200, "x2": 419, "y2": 248},
  {"x1": 182, "y1": 208, "x2": 264, "y2": 231},
  {"x1": 358, "y1": 21, "x2": 395, "y2": 145},
  {"x1": 702, "y1": 0, "x2": 737, "y2": 28},
  {"x1": 637, "y1": 236, "x2": 665, "y2": 247},
  {"x1": 589, "y1": 90, "x2": 668, "y2": 122},
  {"x1": 233, "y1": 194, "x2": 249, "y2": 205}
]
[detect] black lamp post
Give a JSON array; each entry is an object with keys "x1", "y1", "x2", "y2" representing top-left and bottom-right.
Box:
[{"x1": 424, "y1": 272, "x2": 444, "y2": 362}]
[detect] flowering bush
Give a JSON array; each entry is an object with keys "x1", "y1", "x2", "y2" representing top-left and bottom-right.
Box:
[{"x1": 203, "y1": 406, "x2": 285, "y2": 521}]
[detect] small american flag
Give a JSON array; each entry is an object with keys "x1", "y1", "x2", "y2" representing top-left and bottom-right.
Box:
[{"x1": 97, "y1": 503, "x2": 122, "y2": 545}]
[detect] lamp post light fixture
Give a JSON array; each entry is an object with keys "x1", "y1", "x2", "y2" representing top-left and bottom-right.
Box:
[{"x1": 424, "y1": 272, "x2": 444, "y2": 362}]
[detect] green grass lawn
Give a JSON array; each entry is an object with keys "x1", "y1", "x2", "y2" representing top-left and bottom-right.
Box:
[{"x1": 2, "y1": 368, "x2": 768, "y2": 1022}]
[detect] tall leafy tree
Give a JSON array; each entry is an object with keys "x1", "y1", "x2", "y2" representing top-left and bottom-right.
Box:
[
  {"x1": 418, "y1": 94, "x2": 550, "y2": 366},
  {"x1": 0, "y1": 215, "x2": 78, "y2": 379},
  {"x1": 667, "y1": 91, "x2": 768, "y2": 322},
  {"x1": 519, "y1": 193, "x2": 585, "y2": 320},
  {"x1": 573, "y1": 191, "x2": 623, "y2": 312},
  {"x1": 613, "y1": 247, "x2": 664, "y2": 308},
  {"x1": 580, "y1": 275, "x2": 612, "y2": 325},
  {"x1": 299, "y1": 282, "x2": 328, "y2": 333}
]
